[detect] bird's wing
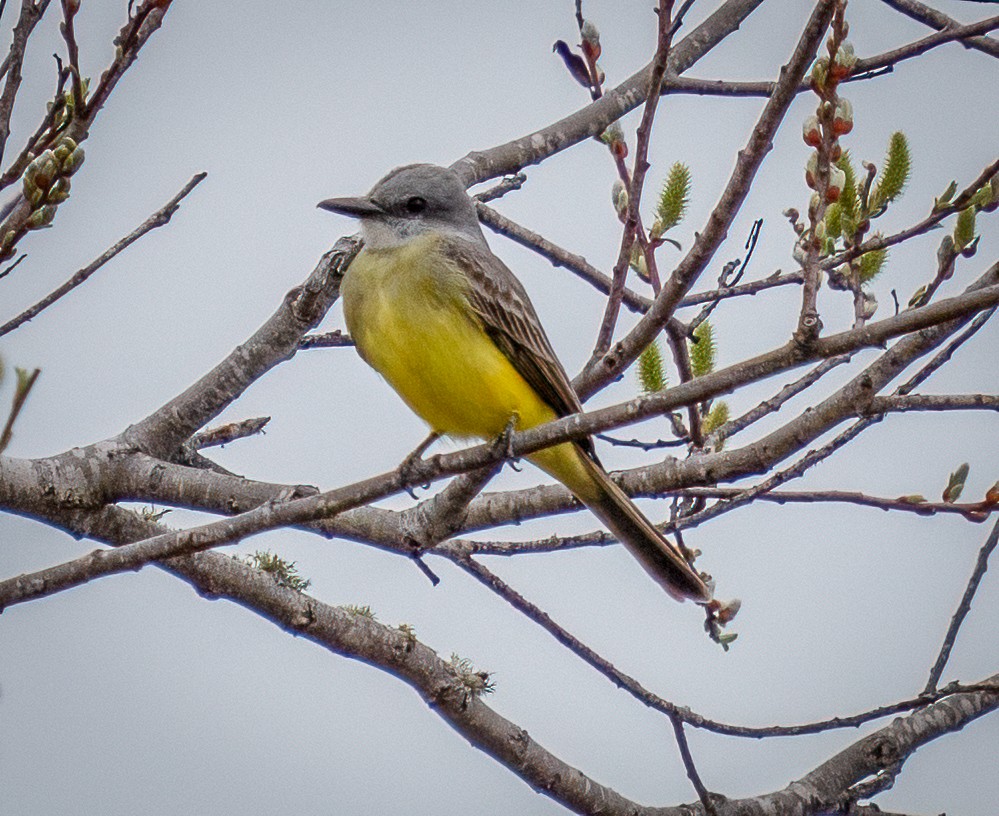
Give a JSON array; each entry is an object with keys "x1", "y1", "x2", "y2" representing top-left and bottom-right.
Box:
[{"x1": 440, "y1": 236, "x2": 591, "y2": 434}]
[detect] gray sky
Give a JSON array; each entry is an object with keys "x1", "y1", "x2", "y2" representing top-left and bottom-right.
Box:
[{"x1": 1, "y1": 1, "x2": 997, "y2": 814}]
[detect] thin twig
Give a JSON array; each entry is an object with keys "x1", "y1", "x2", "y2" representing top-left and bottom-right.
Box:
[
  {"x1": 0, "y1": 0, "x2": 52, "y2": 166},
  {"x1": 0, "y1": 251, "x2": 25, "y2": 280},
  {"x1": 0, "y1": 366, "x2": 39, "y2": 452},
  {"x1": 661, "y1": 14, "x2": 999, "y2": 98},
  {"x1": 576, "y1": 0, "x2": 838, "y2": 399},
  {"x1": 669, "y1": 715, "x2": 718, "y2": 816},
  {"x1": 924, "y1": 519, "x2": 999, "y2": 693},
  {"x1": 594, "y1": 0, "x2": 680, "y2": 355},
  {"x1": 472, "y1": 173, "x2": 526, "y2": 204},
  {"x1": 712, "y1": 356, "x2": 851, "y2": 443},
  {"x1": 58, "y1": 0, "x2": 84, "y2": 119},
  {"x1": 0, "y1": 172, "x2": 206, "y2": 338},
  {"x1": 869, "y1": 394, "x2": 999, "y2": 414}
]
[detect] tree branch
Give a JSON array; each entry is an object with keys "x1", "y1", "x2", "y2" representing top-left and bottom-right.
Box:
[
  {"x1": 924, "y1": 519, "x2": 999, "y2": 693},
  {"x1": 0, "y1": 173, "x2": 206, "y2": 338},
  {"x1": 575, "y1": 0, "x2": 839, "y2": 399}
]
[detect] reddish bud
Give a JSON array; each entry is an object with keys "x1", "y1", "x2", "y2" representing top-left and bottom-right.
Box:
[
  {"x1": 802, "y1": 115, "x2": 821, "y2": 147},
  {"x1": 832, "y1": 98, "x2": 853, "y2": 135}
]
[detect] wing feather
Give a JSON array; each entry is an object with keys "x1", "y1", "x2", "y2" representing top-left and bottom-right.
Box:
[{"x1": 440, "y1": 237, "x2": 595, "y2": 457}]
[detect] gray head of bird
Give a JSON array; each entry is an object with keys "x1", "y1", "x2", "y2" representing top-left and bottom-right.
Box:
[{"x1": 318, "y1": 163, "x2": 485, "y2": 249}]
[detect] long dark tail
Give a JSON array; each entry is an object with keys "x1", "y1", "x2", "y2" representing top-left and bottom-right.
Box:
[
  {"x1": 570, "y1": 446, "x2": 712, "y2": 602},
  {"x1": 528, "y1": 440, "x2": 712, "y2": 602}
]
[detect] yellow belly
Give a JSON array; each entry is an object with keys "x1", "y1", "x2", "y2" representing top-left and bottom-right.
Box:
[
  {"x1": 341, "y1": 233, "x2": 599, "y2": 501},
  {"x1": 342, "y1": 235, "x2": 556, "y2": 438}
]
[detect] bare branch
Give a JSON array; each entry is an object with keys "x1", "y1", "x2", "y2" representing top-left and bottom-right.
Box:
[
  {"x1": 0, "y1": 0, "x2": 51, "y2": 165},
  {"x1": 124, "y1": 236, "x2": 360, "y2": 460},
  {"x1": 298, "y1": 329, "x2": 354, "y2": 349},
  {"x1": 0, "y1": 173, "x2": 206, "y2": 338},
  {"x1": 882, "y1": 0, "x2": 999, "y2": 59},
  {"x1": 870, "y1": 393, "x2": 999, "y2": 413},
  {"x1": 924, "y1": 520, "x2": 999, "y2": 693},
  {"x1": 450, "y1": 0, "x2": 766, "y2": 185}
]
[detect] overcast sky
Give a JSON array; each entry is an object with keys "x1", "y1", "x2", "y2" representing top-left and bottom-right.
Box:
[{"x1": 1, "y1": 1, "x2": 997, "y2": 814}]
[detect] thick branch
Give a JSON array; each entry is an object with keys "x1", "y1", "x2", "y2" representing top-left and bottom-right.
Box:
[
  {"x1": 450, "y1": 0, "x2": 765, "y2": 185},
  {"x1": 882, "y1": 0, "x2": 999, "y2": 59}
]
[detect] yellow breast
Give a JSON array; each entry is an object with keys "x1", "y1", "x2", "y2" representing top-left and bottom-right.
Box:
[{"x1": 341, "y1": 233, "x2": 556, "y2": 439}]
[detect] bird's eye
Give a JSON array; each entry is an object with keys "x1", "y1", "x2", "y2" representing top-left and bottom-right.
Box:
[{"x1": 405, "y1": 196, "x2": 427, "y2": 214}]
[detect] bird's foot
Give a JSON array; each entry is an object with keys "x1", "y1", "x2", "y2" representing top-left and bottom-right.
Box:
[
  {"x1": 399, "y1": 431, "x2": 440, "y2": 498},
  {"x1": 491, "y1": 415, "x2": 521, "y2": 471}
]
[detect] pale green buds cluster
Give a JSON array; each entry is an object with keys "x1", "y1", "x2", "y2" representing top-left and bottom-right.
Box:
[
  {"x1": 23, "y1": 136, "x2": 84, "y2": 210},
  {"x1": 1, "y1": 135, "x2": 86, "y2": 259}
]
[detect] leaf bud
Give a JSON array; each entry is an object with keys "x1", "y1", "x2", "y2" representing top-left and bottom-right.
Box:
[
  {"x1": 611, "y1": 179, "x2": 628, "y2": 220},
  {"x1": 859, "y1": 288, "x2": 878, "y2": 320},
  {"x1": 46, "y1": 177, "x2": 71, "y2": 203},
  {"x1": 31, "y1": 150, "x2": 59, "y2": 190},
  {"x1": 28, "y1": 205, "x2": 57, "y2": 229},
  {"x1": 908, "y1": 284, "x2": 930, "y2": 308},
  {"x1": 827, "y1": 266, "x2": 849, "y2": 290},
  {"x1": 62, "y1": 146, "x2": 86, "y2": 175}
]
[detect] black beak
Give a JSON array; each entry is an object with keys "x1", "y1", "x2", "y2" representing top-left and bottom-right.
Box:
[{"x1": 317, "y1": 196, "x2": 385, "y2": 218}]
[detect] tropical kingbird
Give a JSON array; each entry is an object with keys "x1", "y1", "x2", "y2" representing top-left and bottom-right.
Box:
[{"x1": 319, "y1": 164, "x2": 711, "y2": 602}]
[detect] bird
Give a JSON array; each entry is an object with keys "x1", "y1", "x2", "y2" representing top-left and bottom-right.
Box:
[{"x1": 319, "y1": 163, "x2": 711, "y2": 602}]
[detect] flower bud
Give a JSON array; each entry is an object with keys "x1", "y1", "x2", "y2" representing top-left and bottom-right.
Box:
[
  {"x1": 833, "y1": 42, "x2": 857, "y2": 76},
  {"x1": 810, "y1": 56, "x2": 829, "y2": 90},
  {"x1": 580, "y1": 20, "x2": 601, "y2": 62},
  {"x1": 832, "y1": 97, "x2": 853, "y2": 135},
  {"x1": 805, "y1": 151, "x2": 819, "y2": 190},
  {"x1": 802, "y1": 115, "x2": 821, "y2": 147},
  {"x1": 826, "y1": 165, "x2": 846, "y2": 202},
  {"x1": 611, "y1": 179, "x2": 628, "y2": 220}
]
